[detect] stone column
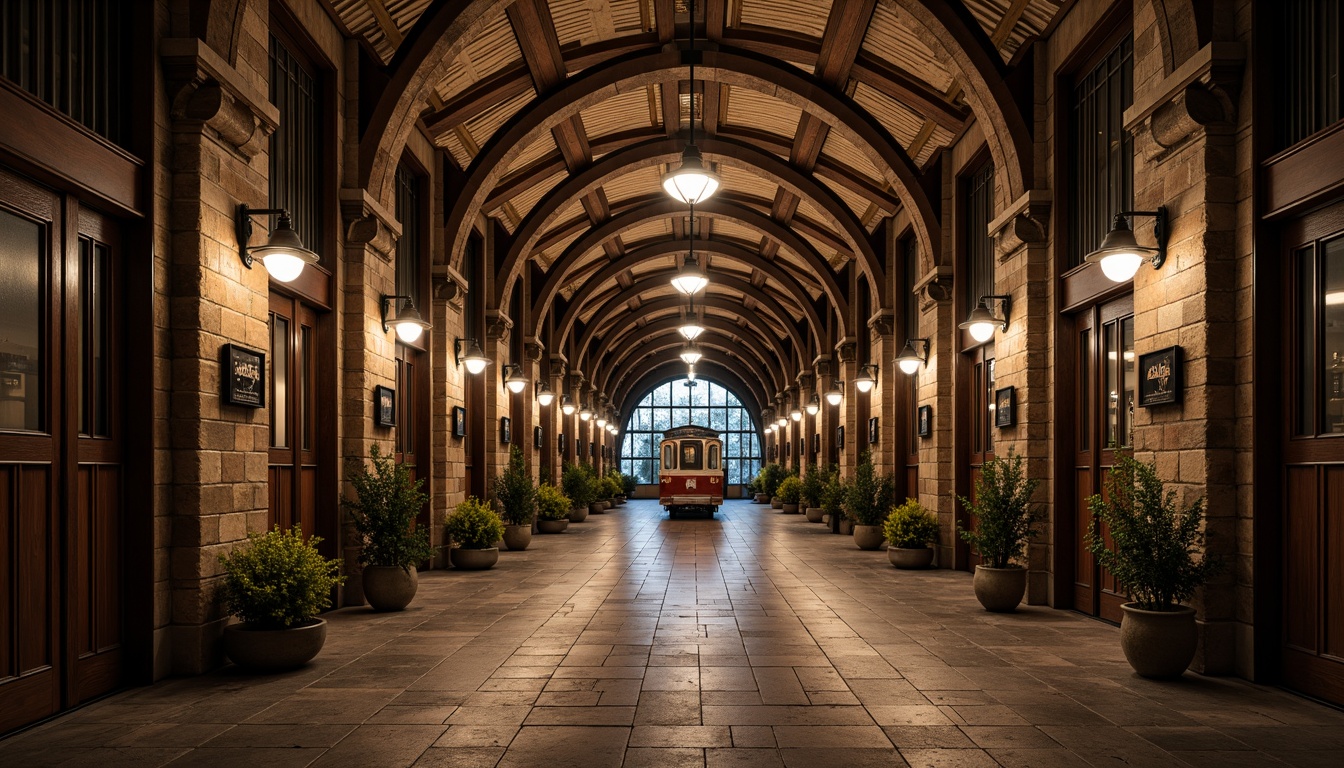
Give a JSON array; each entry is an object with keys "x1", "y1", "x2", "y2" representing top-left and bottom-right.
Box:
[
  {"x1": 814, "y1": 356, "x2": 836, "y2": 470},
  {"x1": 431, "y1": 264, "x2": 467, "y2": 566},
  {"x1": 868, "y1": 312, "x2": 896, "y2": 469},
  {"x1": 913, "y1": 267, "x2": 956, "y2": 566},
  {"x1": 797, "y1": 371, "x2": 816, "y2": 473},
  {"x1": 835, "y1": 338, "x2": 858, "y2": 479},
  {"x1": 484, "y1": 309, "x2": 513, "y2": 486}
]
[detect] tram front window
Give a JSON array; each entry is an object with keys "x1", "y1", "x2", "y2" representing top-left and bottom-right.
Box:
[{"x1": 681, "y1": 441, "x2": 702, "y2": 469}]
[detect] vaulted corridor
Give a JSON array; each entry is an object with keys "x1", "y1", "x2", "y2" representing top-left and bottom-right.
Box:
[{"x1": 4, "y1": 501, "x2": 1340, "y2": 768}]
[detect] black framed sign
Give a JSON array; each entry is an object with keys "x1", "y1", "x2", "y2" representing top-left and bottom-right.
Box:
[
  {"x1": 769, "y1": 445, "x2": 776, "y2": 460},
  {"x1": 500, "y1": 417, "x2": 512, "y2": 444},
  {"x1": 1138, "y1": 345, "x2": 1182, "y2": 406},
  {"x1": 785, "y1": 440, "x2": 791, "y2": 458},
  {"x1": 836, "y1": 425, "x2": 845, "y2": 451},
  {"x1": 994, "y1": 386, "x2": 1016, "y2": 428},
  {"x1": 374, "y1": 385, "x2": 395, "y2": 427},
  {"x1": 868, "y1": 417, "x2": 879, "y2": 444},
  {"x1": 558, "y1": 432, "x2": 566, "y2": 455},
  {"x1": 576, "y1": 437, "x2": 583, "y2": 456},
  {"x1": 798, "y1": 438, "x2": 805, "y2": 457},
  {"x1": 589, "y1": 441, "x2": 597, "y2": 458},
  {"x1": 812, "y1": 433, "x2": 820, "y2": 454},
  {"x1": 222, "y1": 344, "x2": 265, "y2": 408},
  {"x1": 534, "y1": 425, "x2": 544, "y2": 449},
  {"x1": 917, "y1": 405, "x2": 932, "y2": 437},
  {"x1": 452, "y1": 406, "x2": 466, "y2": 437}
]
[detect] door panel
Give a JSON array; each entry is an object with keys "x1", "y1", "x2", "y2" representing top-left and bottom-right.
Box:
[{"x1": 269, "y1": 295, "x2": 320, "y2": 538}]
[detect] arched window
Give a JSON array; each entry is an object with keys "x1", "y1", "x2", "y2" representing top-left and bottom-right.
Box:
[{"x1": 621, "y1": 378, "x2": 761, "y2": 485}]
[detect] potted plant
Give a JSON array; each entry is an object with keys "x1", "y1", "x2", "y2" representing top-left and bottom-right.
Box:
[
  {"x1": 219, "y1": 526, "x2": 344, "y2": 671},
  {"x1": 345, "y1": 444, "x2": 434, "y2": 611},
  {"x1": 776, "y1": 476, "x2": 802, "y2": 513},
  {"x1": 844, "y1": 451, "x2": 895, "y2": 550},
  {"x1": 821, "y1": 468, "x2": 845, "y2": 529},
  {"x1": 580, "y1": 464, "x2": 606, "y2": 514},
  {"x1": 536, "y1": 483, "x2": 572, "y2": 533},
  {"x1": 759, "y1": 464, "x2": 786, "y2": 508},
  {"x1": 492, "y1": 445, "x2": 536, "y2": 552},
  {"x1": 800, "y1": 465, "x2": 826, "y2": 522},
  {"x1": 444, "y1": 498, "x2": 506, "y2": 570},
  {"x1": 598, "y1": 475, "x2": 622, "y2": 509},
  {"x1": 1087, "y1": 453, "x2": 1222, "y2": 679},
  {"x1": 562, "y1": 463, "x2": 591, "y2": 522},
  {"x1": 620, "y1": 471, "x2": 637, "y2": 502},
  {"x1": 884, "y1": 498, "x2": 938, "y2": 569},
  {"x1": 957, "y1": 450, "x2": 1042, "y2": 612}
]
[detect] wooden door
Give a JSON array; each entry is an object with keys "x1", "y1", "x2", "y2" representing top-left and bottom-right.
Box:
[
  {"x1": 268, "y1": 294, "x2": 319, "y2": 538},
  {"x1": 1282, "y1": 200, "x2": 1344, "y2": 705},
  {"x1": 395, "y1": 344, "x2": 429, "y2": 529},
  {"x1": 1069, "y1": 296, "x2": 1135, "y2": 623},
  {"x1": 956, "y1": 344, "x2": 995, "y2": 570},
  {"x1": 0, "y1": 169, "x2": 124, "y2": 733}
]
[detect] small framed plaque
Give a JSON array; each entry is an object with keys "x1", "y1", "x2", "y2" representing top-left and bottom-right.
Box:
[
  {"x1": 836, "y1": 425, "x2": 845, "y2": 451},
  {"x1": 868, "y1": 417, "x2": 879, "y2": 444},
  {"x1": 452, "y1": 406, "x2": 466, "y2": 437},
  {"x1": 994, "y1": 386, "x2": 1016, "y2": 428},
  {"x1": 534, "y1": 425, "x2": 544, "y2": 449},
  {"x1": 558, "y1": 432, "x2": 566, "y2": 455},
  {"x1": 500, "y1": 417, "x2": 512, "y2": 444},
  {"x1": 222, "y1": 344, "x2": 265, "y2": 408},
  {"x1": 917, "y1": 405, "x2": 932, "y2": 438},
  {"x1": 374, "y1": 385, "x2": 395, "y2": 427},
  {"x1": 812, "y1": 433, "x2": 820, "y2": 454},
  {"x1": 1138, "y1": 346, "x2": 1182, "y2": 406}
]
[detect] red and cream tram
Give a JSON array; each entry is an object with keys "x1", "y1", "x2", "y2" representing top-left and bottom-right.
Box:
[{"x1": 658, "y1": 425, "x2": 726, "y2": 517}]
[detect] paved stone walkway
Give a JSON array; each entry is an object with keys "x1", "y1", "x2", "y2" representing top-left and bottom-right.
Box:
[{"x1": 3, "y1": 499, "x2": 1343, "y2": 767}]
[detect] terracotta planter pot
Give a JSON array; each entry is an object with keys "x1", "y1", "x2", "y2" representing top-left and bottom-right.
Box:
[
  {"x1": 1120, "y1": 604, "x2": 1198, "y2": 679},
  {"x1": 362, "y1": 565, "x2": 419, "y2": 611},
  {"x1": 537, "y1": 519, "x2": 569, "y2": 534},
  {"x1": 502, "y1": 524, "x2": 532, "y2": 551},
  {"x1": 838, "y1": 518, "x2": 854, "y2": 535},
  {"x1": 888, "y1": 546, "x2": 934, "y2": 569},
  {"x1": 805, "y1": 507, "x2": 824, "y2": 523},
  {"x1": 782, "y1": 502, "x2": 800, "y2": 514},
  {"x1": 568, "y1": 506, "x2": 588, "y2": 523},
  {"x1": 450, "y1": 547, "x2": 499, "y2": 570},
  {"x1": 754, "y1": 493, "x2": 769, "y2": 504},
  {"x1": 223, "y1": 619, "x2": 327, "y2": 672},
  {"x1": 771, "y1": 498, "x2": 783, "y2": 509},
  {"x1": 853, "y1": 524, "x2": 884, "y2": 550},
  {"x1": 973, "y1": 565, "x2": 1027, "y2": 612},
  {"x1": 589, "y1": 501, "x2": 606, "y2": 514},
  {"x1": 615, "y1": 495, "x2": 627, "y2": 506}
]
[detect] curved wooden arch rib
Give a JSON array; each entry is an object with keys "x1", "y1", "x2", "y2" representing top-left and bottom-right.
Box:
[
  {"x1": 496, "y1": 134, "x2": 884, "y2": 308},
  {"x1": 896, "y1": 0, "x2": 1032, "y2": 205},
  {"x1": 542, "y1": 199, "x2": 848, "y2": 340},
  {"x1": 603, "y1": 335, "x2": 778, "y2": 403},
  {"x1": 616, "y1": 361, "x2": 767, "y2": 427},
  {"x1": 586, "y1": 317, "x2": 790, "y2": 397},
  {"x1": 613, "y1": 352, "x2": 772, "y2": 419},
  {"x1": 595, "y1": 330, "x2": 779, "y2": 396},
  {"x1": 539, "y1": 240, "x2": 821, "y2": 350},
  {"x1": 442, "y1": 46, "x2": 937, "y2": 296},
  {"x1": 576, "y1": 293, "x2": 806, "y2": 375},
  {"x1": 581, "y1": 279, "x2": 808, "y2": 349}
]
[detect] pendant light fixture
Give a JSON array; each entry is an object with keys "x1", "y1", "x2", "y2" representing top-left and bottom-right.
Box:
[
  {"x1": 454, "y1": 338, "x2": 490, "y2": 374},
  {"x1": 502, "y1": 365, "x2": 527, "y2": 394},
  {"x1": 679, "y1": 298, "x2": 705, "y2": 339},
  {"x1": 959, "y1": 295, "x2": 1011, "y2": 343},
  {"x1": 826, "y1": 380, "x2": 844, "y2": 406},
  {"x1": 579, "y1": 404, "x2": 593, "y2": 421},
  {"x1": 536, "y1": 381, "x2": 555, "y2": 407},
  {"x1": 896, "y1": 339, "x2": 929, "y2": 375},
  {"x1": 671, "y1": 204, "x2": 709, "y2": 295},
  {"x1": 380, "y1": 294, "x2": 432, "y2": 343},
  {"x1": 661, "y1": 0, "x2": 720, "y2": 205},
  {"x1": 854, "y1": 365, "x2": 878, "y2": 394},
  {"x1": 679, "y1": 343, "x2": 703, "y2": 365},
  {"x1": 789, "y1": 405, "x2": 803, "y2": 422}
]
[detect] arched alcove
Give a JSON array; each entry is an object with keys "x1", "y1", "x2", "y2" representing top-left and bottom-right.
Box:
[{"x1": 619, "y1": 377, "x2": 762, "y2": 490}]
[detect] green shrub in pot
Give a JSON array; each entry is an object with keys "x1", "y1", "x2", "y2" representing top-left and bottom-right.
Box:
[
  {"x1": 884, "y1": 499, "x2": 939, "y2": 569},
  {"x1": 562, "y1": 462, "x2": 595, "y2": 507},
  {"x1": 599, "y1": 475, "x2": 622, "y2": 500},
  {"x1": 620, "y1": 472, "x2": 638, "y2": 497},
  {"x1": 820, "y1": 466, "x2": 844, "y2": 523},
  {"x1": 492, "y1": 445, "x2": 536, "y2": 527},
  {"x1": 800, "y1": 464, "x2": 825, "y2": 510},
  {"x1": 536, "y1": 484, "x2": 572, "y2": 521},
  {"x1": 956, "y1": 450, "x2": 1042, "y2": 611},
  {"x1": 776, "y1": 475, "x2": 802, "y2": 513},
  {"x1": 345, "y1": 444, "x2": 434, "y2": 610},
  {"x1": 444, "y1": 498, "x2": 505, "y2": 570}
]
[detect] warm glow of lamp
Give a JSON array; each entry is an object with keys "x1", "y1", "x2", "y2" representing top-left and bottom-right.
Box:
[
  {"x1": 236, "y1": 205, "x2": 320, "y2": 283},
  {"x1": 679, "y1": 306, "x2": 705, "y2": 340},
  {"x1": 381, "y1": 295, "x2": 432, "y2": 343},
  {"x1": 561, "y1": 396, "x2": 576, "y2": 416},
  {"x1": 854, "y1": 365, "x2": 877, "y2": 394},
  {"x1": 455, "y1": 338, "x2": 489, "y2": 375},
  {"x1": 776, "y1": 417, "x2": 787, "y2": 428},
  {"x1": 662, "y1": 145, "x2": 721, "y2": 205},
  {"x1": 959, "y1": 296, "x2": 1010, "y2": 344},
  {"x1": 805, "y1": 394, "x2": 820, "y2": 416},
  {"x1": 679, "y1": 344, "x2": 703, "y2": 365},
  {"x1": 790, "y1": 407, "x2": 802, "y2": 422},
  {"x1": 1084, "y1": 209, "x2": 1168, "y2": 283},
  {"x1": 826, "y1": 381, "x2": 844, "y2": 406},
  {"x1": 896, "y1": 339, "x2": 928, "y2": 375},
  {"x1": 671, "y1": 256, "x2": 709, "y2": 295},
  {"x1": 579, "y1": 405, "x2": 593, "y2": 421},
  {"x1": 503, "y1": 365, "x2": 527, "y2": 394},
  {"x1": 537, "y1": 383, "x2": 555, "y2": 407}
]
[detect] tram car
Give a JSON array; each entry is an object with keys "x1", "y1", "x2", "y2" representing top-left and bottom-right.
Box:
[{"x1": 658, "y1": 425, "x2": 726, "y2": 518}]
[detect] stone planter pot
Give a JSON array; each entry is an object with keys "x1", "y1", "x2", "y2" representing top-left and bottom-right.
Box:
[
  {"x1": 450, "y1": 547, "x2": 499, "y2": 570},
  {"x1": 754, "y1": 493, "x2": 769, "y2": 504},
  {"x1": 782, "y1": 502, "x2": 800, "y2": 514},
  {"x1": 589, "y1": 501, "x2": 606, "y2": 515},
  {"x1": 223, "y1": 619, "x2": 327, "y2": 672},
  {"x1": 973, "y1": 565, "x2": 1027, "y2": 612},
  {"x1": 838, "y1": 518, "x2": 854, "y2": 535},
  {"x1": 805, "y1": 507, "x2": 824, "y2": 523},
  {"x1": 602, "y1": 499, "x2": 614, "y2": 510},
  {"x1": 502, "y1": 524, "x2": 532, "y2": 551},
  {"x1": 853, "y1": 524, "x2": 884, "y2": 550},
  {"x1": 537, "y1": 519, "x2": 569, "y2": 534},
  {"x1": 1120, "y1": 604, "x2": 1198, "y2": 679},
  {"x1": 362, "y1": 565, "x2": 419, "y2": 611},
  {"x1": 615, "y1": 495, "x2": 627, "y2": 506},
  {"x1": 888, "y1": 546, "x2": 934, "y2": 569},
  {"x1": 569, "y1": 506, "x2": 588, "y2": 523},
  {"x1": 771, "y1": 498, "x2": 783, "y2": 509}
]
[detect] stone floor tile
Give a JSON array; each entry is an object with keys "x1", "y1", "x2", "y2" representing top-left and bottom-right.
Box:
[
  {"x1": 896, "y1": 748, "x2": 1000, "y2": 768},
  {"x1": 704, "y1": 748, "x2": 785, "y2": 768},
  {"x1": 728, "y1": 726, "x2": 776, "y2": 748},
  {"x1": 629, "y1": 725, "x2": 733, "y2": 748},
  {"x1": 433, "y1": 726, "x2": 519, "y2": 748},
  {"x1": 496, "y1": 726, "x2": 629, "y2": 768},
  {"x1": 985, "y1": 748, "x2": 1092, "y2": 768},
  {"x1": 369, "y1": 705, "x2": 460, "y2": 724},
  {"x1": 881, "y1": 725, "x2": 977, "y2": 749},
  {"x1": 958, "y1": 725, "x2": 1058, "y2": 749},
  {"x1": 778, "y1": 747, "x2": 909, "y2": 768},
  {"x1": 409, "y1": 746, "x2": 506, "y2": 767},
  {"x1": 771, "y1": 725, "x2": 892, "y2": 749},
  {"x1": 621, "y1": 747, "x2": 706, "y2": 767},
  {"x1": 104, "y1": 723, "x2": 234, "y2": 748},
  {"x1": 201, "y1": 723, "x2": 357, "y2": 749},
  {"x1": 865, "y1": 705, "x2": 957, "y2": 726},
  {"x1": 308, "y1": 724, "x2": 445, "y2": 767},
  {"x1": 446, "y1": 706, "x2": 532, "y2": 726},
  {"x1": 524, "y1": 706, "x2": 636, "y2": 726},
  {"x1": 634, "y1": 691, "x2": 702, "y2": 725},
  {"x1": 701, "y1": 705, "x2": 874, "y2": 726}
]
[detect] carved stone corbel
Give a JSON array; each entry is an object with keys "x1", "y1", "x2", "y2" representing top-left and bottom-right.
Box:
[
  {"x1": 913, "y1": 266, "x2": 953, "y2": 310},
  {"x1": 341, "y1": 189, "x2": 401, "y2": 263},
  {"x1": 485, "y1": 310, "x2": 513, "y2": 342},
  {"x1": 1124, "y1": 42, "x2": 1245, "y2": 161},
  {"x1": 834, "y1": 339, "x2": 857, "y2": 364},
  {"x1": 161, "y1": 38, "x2": 278, "y2": 158},
  {"x1": 433, "y1": 264, "x2": 466, "y2": 310},
  {"x1": 796, "y1": 371, "x2": 815, "y2": 393},
  {"x1": 990, "y1": 191, "x2": 1052, "y2": 261},
  {"x1": 868, "y1": 311, "x2": 895, "y2": 339}
]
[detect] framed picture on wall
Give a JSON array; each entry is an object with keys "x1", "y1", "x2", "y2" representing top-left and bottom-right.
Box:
[
  {"x1": 917, "y1": 405, "x2": 932, "y2": 437},
  {"x1": 500, "y1": 417, "x2": 512, "y2": 444},
  {"x1": 798, "y1": 438, "x2": 805, "y2": 457},
  {"x1": 868, "y1": 417, "x2": 879, "y2": 444},
  {"x1": 374, "y1": 385, "x2": 395, "y2": 427},
  {"x1": 590, "y1": 441, "x2": 597, "y2": 458},
  {"x1": 222, "y1": 343, "x2": 265, "y2": 408},
  {"x1": 576, "y1": 437, "x2": 583, "y2": 456},
  {"x1": 534, "y1": 426, "x2": 544, "y2": 449},
  {"x1": 812, "y1": 433, "x2": 820, "y2": 454},
  {"x1": 994, "y1": 386, "x2": 1016, "y2": 428},
  {"x1": 1138, "y1": 345, "x2": 1182, "y2": 406},
  {"x1": 785, "y1": 440, "x2": 791, "y2": 458},
  {"x1": 452, "y1": 406, "x2": 466, "y2": 437},
  {"x1": 836, "y1": 425, "x2": 845, "y2": 451},
  {"x1": 558, "y1": 432, "x2": 566, "y2": 455}
]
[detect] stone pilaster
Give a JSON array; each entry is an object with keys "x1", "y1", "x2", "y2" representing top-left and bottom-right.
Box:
[
  {"x1": 868, "y1": 311, "x2": 896, "y2": 469},
  {"x1": 912, "y1": 266, "x2": 956, "y2": 566},
  {"x1": 835, "y1": 339, "x2": 858, "y2": 479},
  {"x1": 430, "y1": 263, "x2": 467, "y2": 567}
]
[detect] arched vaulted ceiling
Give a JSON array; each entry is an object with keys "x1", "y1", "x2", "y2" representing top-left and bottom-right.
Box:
[{"x1": 334, "y1": 0, "x2": 1061, "y2": 415}]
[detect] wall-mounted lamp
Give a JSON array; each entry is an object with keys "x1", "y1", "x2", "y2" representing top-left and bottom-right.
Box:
[
  {"x1": 766, "y1": 424, "x2": 775, "y2": 434},
  {"x1": 805, "y1": 394, "x2": 820, "y2": 416},
  {"x1": 579, "y1": 404, "x2": 593, "y2": 421},
  {"x1": 454, "y1": 338, "x2": 489, "y2": 374},
  {"x1": 380, "y1": 294, "x2": 432, "y2": 343},
  {"x1": 502, "y1": 364, "x2": 527, "y2": 394},
  {"x1": 959, "y1": 295, "x2": 1011, "y2": 343},
  {"x1": 536, "y1": 382, "x2": 555, "y2": 407},
  {"x1": 236, "y1": 205, "x2": 320, "y2": 283},
  {"x1": 790, "y1": 406, "x2": 803, "y2": 422},
  {"x1": 854, "y1": 364, "x2": 879, "y2": 394},
  {"x1": 679, "y1": 343, "x2": 703, "y2": 365},
  {"x1": 826, "y1": 380, "x2": 845, "y2": 406},
  {"x1": 1084, "y1": 207, "x2": 1168, "y2": 282},
  {"x1": 596, "y1": 413, "x2": 608, "y2": 428},
  {"x1": 560, "y1": 395, "x2": 576, "y2": 416},
  {"x1": 895, "y1": 338, "x2": 929, "y2": 375},
  {"x1": 776, "y1": 416, "x2": 787, "y2": 428}
]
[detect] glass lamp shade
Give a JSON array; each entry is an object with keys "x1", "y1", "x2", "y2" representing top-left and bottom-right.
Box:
[
  {"x1": 504, "y1": 371, "x2": 527, "y2": 394},
  {"x1": 679, "y1": 311, "x2": 705, "y2": 340},
  {"x1": 661, "y1": 145, "x2": 721, "y2": 204},
  {"x1": 854, "y1": 366, "x2": 876, "y2": 394},
  {"x1": 459, "y1": 340, "x2": 489, "y2": 374},
  {"x1": 790, "y1": 407, "x2": 802, "y2": 422},
  {"x1": 679, "y1": 345, "x2": 704, "y2": 365},
  {"x1": 959, "y1": 301, "x2": 1002, "y2": 343},
  {"x1": 765, "y1": 424, "x2": 774, "y2": 433},
  {"x1": 826, "y1": 384, "x2": 844, "y2": 406},
  {"x1": 805, "y1": 395, "x2": 820, "y2": 416},
  {"x1": 776, "y1": 417, "x2": 787, "y2": 428},
  {"x1": 895, "y1": 340, "x2": 925, "y2": 375},
  {"x1": 561, "y1": 396, "x2": 576, "y2": 416},
  {"x1": 537, "y1": 387, "x2": 555, "y2": 407},
  {"x1": 671, "y1": 257, "x2": 709, "y2": 295},
  {"x1": 1084, "y1": 217, "x2": 1159, "y2": 283},
  {"x1": 579, "y1": 406, "x2": 593, "y2": 421},
  {"x1": 386, "y1": 299, "x2": 432, "y2": 344},
  {"x1": 251, "y1": 215, "x2": 320, "y2": 283},
  {"x1": 596, "y1": 416, "x2": 607, "y2": 428},
  {"x1": 687, "y1": 366, "x2": 696, "y2": 381}
]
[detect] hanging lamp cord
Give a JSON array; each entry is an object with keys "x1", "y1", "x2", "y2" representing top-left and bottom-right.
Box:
[{"x1": 689, "y1": 0, "x2": 696, "y2": 146}]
